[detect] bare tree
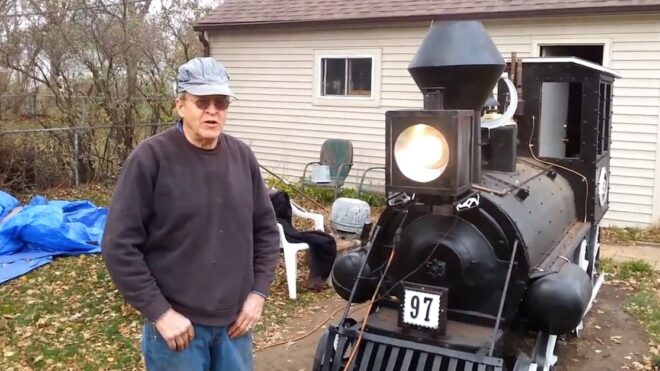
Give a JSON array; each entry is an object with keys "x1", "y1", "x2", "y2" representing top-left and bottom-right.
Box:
[
  {"x1": 141, "y1": 0, "x2": 212, "y2": 133},
  {"x1": 0, "y1": 0, "x2": 212, "y2": 184}
]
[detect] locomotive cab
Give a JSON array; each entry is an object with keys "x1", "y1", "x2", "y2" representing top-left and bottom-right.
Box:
[{"x1": 314, "y1": 20, "x2": 620, "y2": 371}]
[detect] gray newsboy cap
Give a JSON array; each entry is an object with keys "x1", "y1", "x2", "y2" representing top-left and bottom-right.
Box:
[{"x1": 176, "y1": 57, "x2": 236, "y2": 98}]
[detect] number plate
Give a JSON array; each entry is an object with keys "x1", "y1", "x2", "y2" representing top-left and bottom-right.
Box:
[{"x1": 398, "y1": 282, "x2": 448, "y2": 335}]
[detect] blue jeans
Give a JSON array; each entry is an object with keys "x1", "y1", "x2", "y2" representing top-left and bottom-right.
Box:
[{"x1": 142, "y1": 321, "x2": 253, "y2": 371}]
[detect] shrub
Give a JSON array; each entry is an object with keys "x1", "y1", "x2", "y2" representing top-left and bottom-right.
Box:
[{"x1": 0, "y1": 133, "x2": 72, "y2": 193}]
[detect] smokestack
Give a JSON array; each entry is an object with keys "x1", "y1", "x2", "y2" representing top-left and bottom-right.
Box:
[{"x1": 408, "y1": 21, "x2": 505, "y2": 111}]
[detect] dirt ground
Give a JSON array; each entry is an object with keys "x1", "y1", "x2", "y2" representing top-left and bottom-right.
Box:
[
  {"x1": 555, "y1": 283, "x2": 651, "y2": 371},
  {"x1": 253, "y1": 281, "x2": 651, "y2": 371}
]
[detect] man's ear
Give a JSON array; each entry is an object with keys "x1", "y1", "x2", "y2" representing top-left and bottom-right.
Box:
[{"x1": 175, "y1": 97, "x2": 185, "y2": 118}]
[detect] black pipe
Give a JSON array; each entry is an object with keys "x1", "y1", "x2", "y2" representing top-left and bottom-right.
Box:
[{"x1": 423, "y1": 87, "x2": 445, "y2": 110}]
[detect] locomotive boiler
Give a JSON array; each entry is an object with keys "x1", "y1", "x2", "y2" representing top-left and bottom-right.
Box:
[{"x1": 313, "y1": 20, "x2": 620, "y2": 371}]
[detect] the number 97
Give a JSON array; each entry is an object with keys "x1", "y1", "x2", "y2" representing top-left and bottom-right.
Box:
[{"x1": 410, "y1": 296, "x2": 433, "y2": 321}]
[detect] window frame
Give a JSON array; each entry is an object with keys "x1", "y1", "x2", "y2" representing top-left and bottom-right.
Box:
[
  {"x1": 532, "y1": 39, "x2": 612, "y2": 67},
  {"x1": 312, "y1": 48, "x2": 382, "y2": 107}
]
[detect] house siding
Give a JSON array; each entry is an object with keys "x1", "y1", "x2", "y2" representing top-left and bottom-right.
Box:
[{"x1": 208, "y1": 13, "x2": 660, "y2": 228}]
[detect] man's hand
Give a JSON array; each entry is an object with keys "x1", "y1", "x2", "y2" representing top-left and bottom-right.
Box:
[
  {"x1": 154, "y1": 309, "x2": 195, "y2": 351},
  {"x1": 228, "y1": 293, "x2": 265, "y2": 339}
]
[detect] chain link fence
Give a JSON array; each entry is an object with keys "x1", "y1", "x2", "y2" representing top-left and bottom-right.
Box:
[
  {"x1": 0, "y1": 92, "x2": 176, "y2": 192},
  {"x1": 0, "y1": 123, "x2": 173, "y2": 192},
  {"x1": 0, "y1": 93, "x2": 174, "y2": 121}
]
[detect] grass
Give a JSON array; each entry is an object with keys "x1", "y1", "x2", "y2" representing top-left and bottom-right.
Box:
[
  {"x1": 0, "y1": 183, "x2": 337, "y2": 370},
  {"x1": 600, "y1": 257, "x2": 660, "y2": 368},
  {"x1": 264, "y1": 176, "x2": 386, "y2": 208},
  {"x1": 601, "y1": 226, "x2": 660, "y2": 245}
]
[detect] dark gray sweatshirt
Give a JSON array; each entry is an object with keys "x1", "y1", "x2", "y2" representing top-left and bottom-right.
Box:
[{"x1": 101, "y1": 127, "x2": 280, "y2": 326}]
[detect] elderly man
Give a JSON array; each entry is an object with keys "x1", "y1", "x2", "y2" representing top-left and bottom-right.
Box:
[{"x1": 102, "y1": 57, "x2": 280, "y2": 370}]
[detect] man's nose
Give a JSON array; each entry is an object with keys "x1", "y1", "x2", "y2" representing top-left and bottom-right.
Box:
[
  {"x1": 206, "y1": 100, "x2": 228, "y2": 112},
  {"x1": 205, "y1": 102, "x2": 221, "y2": 112}
]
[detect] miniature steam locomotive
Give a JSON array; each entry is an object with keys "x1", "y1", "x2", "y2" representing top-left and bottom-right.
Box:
[{"x1": 313, "y1": 21, "x2": 620, "y2": 371}]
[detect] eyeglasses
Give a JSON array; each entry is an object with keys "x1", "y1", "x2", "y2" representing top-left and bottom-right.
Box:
[{"x1": 188, "y1": 96, "x2": 231, "y2": 111}]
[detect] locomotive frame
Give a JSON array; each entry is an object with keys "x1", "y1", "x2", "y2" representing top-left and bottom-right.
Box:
[{"x1": 313, "y1": 20, "x2": 621, "y2": 371}]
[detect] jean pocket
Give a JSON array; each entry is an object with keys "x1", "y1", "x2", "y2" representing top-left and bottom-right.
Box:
[{"x1": 142, "y1": 321, "x2": 160, "y2": 347}]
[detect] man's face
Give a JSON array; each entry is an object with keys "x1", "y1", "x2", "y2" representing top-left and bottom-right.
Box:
[{"x1": 176, "y1": 93, "x2": 230, "y2": 144}]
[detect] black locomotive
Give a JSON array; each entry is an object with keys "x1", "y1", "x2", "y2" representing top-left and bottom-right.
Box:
[{"x1": 313, "y1": 20, "x2": 620, "y2": 371}]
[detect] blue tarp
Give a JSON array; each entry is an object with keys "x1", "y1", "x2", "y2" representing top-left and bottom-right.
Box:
[{"x1": 0, "y1": 190, "x2": 107, "y2": 284}]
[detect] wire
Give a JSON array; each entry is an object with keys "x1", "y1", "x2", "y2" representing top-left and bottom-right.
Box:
[
  {"x1": 337, "y1": 224, "x2": 381, "y2": 325},
  {"x1": 252, "y1": 220, "x2": 383, "y2": 358},
  {"x1": 336, "y1": 207, "x2": 460, "y2": 371},
  {"x1": 252, "y1": 213, "x2": 384, "y2": 356},
  {"x1": 258, "y1": 164, "x2": 329, "y2": 213},
  {"x1": 341, "y1": 204, "x2": 415, "y2": 370},
  {"x1": 530, "y1": 116, "x2": 588, "y2": 223},
  {"x1": 254, "y1": 206, "x2": 392, "y2": 360},
  {"x1": 328, "y1": 254, "x2": 391, "y2": 295},
  {"x1": 338, "y1": 212, "x2": 461, "y2": 370},
  {"x1": 256, "y1": 114, "x2": 590, "y2": 364},
  {"x1": 373, "y1": 215, "x2": 460, "y2": 301},
  {"x1": 342, "y1": 245, "x2": 397, "y2": 371},
  {"x1": 253, "y1": 302, "x2": 369, "y2": 354},
  {"x1": 255, "y1": 200, "x2": 459, "y2": 367}
]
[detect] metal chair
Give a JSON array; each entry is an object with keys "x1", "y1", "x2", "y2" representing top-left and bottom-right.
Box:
[
  {"x1": 277, "y1": 201, "x2": 324, "y2": 300},
  {"x1": 301, "y1": 139, "x2": 354, "y2": 201},
  {"x1": 357, "y1": 166, "x2": 386, "y2": 198}
]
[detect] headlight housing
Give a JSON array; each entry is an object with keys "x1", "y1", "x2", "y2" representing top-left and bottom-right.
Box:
[{"x1": 386, "y1": 110, "x2": 475, "y2": 197}]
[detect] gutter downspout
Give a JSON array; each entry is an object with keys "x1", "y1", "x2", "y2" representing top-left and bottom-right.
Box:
[{"x1": 198, "y1": 31, "x2": 210, "y2": 57}]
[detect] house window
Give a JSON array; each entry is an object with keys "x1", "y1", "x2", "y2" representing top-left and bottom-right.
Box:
[
  {"x1": 540, "y1": 45, "x2": 605, "y2": 65},
  {"x1": 321, "y1": 58, "x2": 372, "y2": 97},
  {"x1": 313, "y1": 49, "x2": 382, "y2": 107}
]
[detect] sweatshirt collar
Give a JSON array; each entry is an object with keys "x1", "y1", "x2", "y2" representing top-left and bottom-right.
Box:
[{"x1": 174, "y1": 119, "x2": 222, "y2": 154}]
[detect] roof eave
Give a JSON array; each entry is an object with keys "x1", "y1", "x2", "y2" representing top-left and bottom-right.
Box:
[{"x1": 193, "y1": 5, "x2": 660, "y2": 31}]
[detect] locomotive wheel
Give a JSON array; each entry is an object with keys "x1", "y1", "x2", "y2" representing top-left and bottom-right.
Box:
[
  {"x1": 512, "y1": 354, "x2": 532, "y2": 371},
  {"x1": 571, "y1": 224, "x2": 605, "y2": 339},
  {"x1": 526, "y1": 332, "x2": 559, "y2": 371},
  {"x1": 514, "y1": 357, "x2": 558, "y2": 371},
  {"x1": 313, "y1": 319, "x2": 361, "y2": 370},
  {"x1": 312, "y1": 331, "x2": 330, "y2": 370}
]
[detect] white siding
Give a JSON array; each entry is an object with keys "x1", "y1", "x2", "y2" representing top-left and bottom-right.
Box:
[{"x1": 209, "y1": 13, "x2": 660, "y2": 228}]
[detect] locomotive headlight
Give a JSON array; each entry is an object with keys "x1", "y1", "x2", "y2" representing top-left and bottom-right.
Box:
[
  {"x1": 385, "y1": 110, "x2": 475, "y2": 197},
  {"x1": 394, "y1": 124, "x2": 450, "y2": 182}
]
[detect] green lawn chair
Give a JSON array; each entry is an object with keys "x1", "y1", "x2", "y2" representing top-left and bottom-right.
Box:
[
  {"x1": 357, "y1": 166, "x2": 386, "y2": 198},
  {"x1": 301, "y1": 139, "x2": 354, "y2": 201}
]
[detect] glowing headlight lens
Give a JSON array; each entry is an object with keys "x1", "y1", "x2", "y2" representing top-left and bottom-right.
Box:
[{"x1": 394, "y1": 124, "x2": 450, "y2": 183}]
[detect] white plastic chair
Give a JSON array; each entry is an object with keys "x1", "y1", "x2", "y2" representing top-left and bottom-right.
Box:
[{"x1": 277, "y1": 201, "x2": 324, "y2": 299}]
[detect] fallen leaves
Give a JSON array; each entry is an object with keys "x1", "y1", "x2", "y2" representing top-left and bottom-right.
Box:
[
  {"x1": 0, "y1": 244, "x2": 334, "y2": 370},
  {"x1": 600, "y1": 226, "x2": 660, "y2": 245},
  {"x1": 600, "y1": 259, "x2": 660, "y2": 370}
]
